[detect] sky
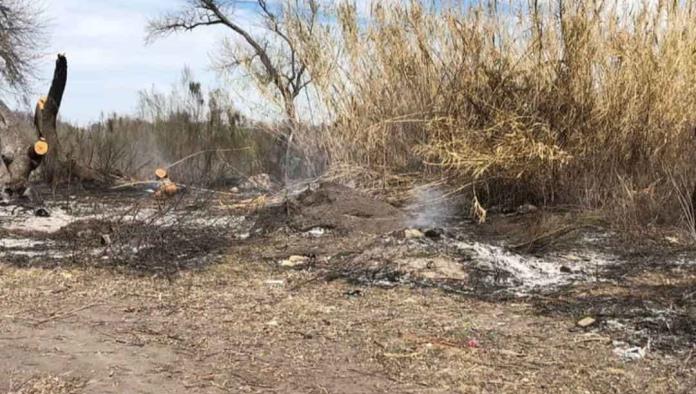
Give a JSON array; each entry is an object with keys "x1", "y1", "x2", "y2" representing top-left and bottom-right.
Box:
[
  {"x1": 26, "y1": 0, "x2": 390, "y2": 125},
  {"x1": 27, "y1": 0, "x2": 261, "y2": 125}
]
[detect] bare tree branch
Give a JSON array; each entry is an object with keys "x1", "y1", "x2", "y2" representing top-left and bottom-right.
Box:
[
  {"x1": 0, "y1": 0, "x2": 45, "y2": 93},
  {"x1": 147, "y1": 0, "x2": 319, "y2": 122}
]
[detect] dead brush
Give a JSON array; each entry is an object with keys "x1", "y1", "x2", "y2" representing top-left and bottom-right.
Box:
[
  {"x1": 280, "y1": 0, "x2": 696, "y2": 237},
  {"x1": 665, "y1": 166, "x2": 696, "y2": 242}
]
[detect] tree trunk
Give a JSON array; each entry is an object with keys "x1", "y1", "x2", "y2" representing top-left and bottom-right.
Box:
[
  {"x1": 35, "y1": 54, "x2": 67, "y2": 183},
  {"x1": 0, "y1": 94, "x2": 49, "y2": 196},
  {"x1": 36, "y1": 55, "x2": 105, "y2": 184},
  {"x1": 0, "y1": 54, "x2": 106, "y2": 198}
]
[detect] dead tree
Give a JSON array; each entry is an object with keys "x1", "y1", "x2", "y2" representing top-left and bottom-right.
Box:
[
  {"x1": 147, "y1": 0, "x2": 319, "y2": 182},
  {"x1": 0, "y1": 54, "x2": 66, "y2": 196},
  {"x1": 34, "y1": 54, "x2": 67, "y2": 183}
]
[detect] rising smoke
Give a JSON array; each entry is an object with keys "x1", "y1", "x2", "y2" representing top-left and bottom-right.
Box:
[{"x1": 406, "y1": 185, "x2": 455, "y2": 229}]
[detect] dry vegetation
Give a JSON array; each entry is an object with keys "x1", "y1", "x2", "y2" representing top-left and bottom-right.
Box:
[
  {"x1": 0, "y1": 0, "x2": 45, "y2": 94},
  {"x1": 53, "y1": 71, "x2": 288, "y2": 185},
  {"x1": 5, "y1": 2, "x2": 696, "y2": 392},
  {"x1": 281, "y1": 0, "x2": 696, "y2": 235},
  {"x1": 51, "y1": 0, "x2": 696, "y2": 235}
]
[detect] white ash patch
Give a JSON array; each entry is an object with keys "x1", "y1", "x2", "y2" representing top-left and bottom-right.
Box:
[
  {"x1": 1, "y1": 207, "x2": 79, "y2": 234},
  {"x1": 456, "y1": 240, "x2": 615, "y2": 294},
  {"x1": 0, "y1": 249, "x2": 68, "y2": 258},
  {"x1": 124, "y1": 207, "x2": 245, "y2": 229},
  {"x1": 0, "y1": 238, "x2": 45, "y2": 249},
  {"x1": 0, "y1": 237, "x2": 66, "y2": 259}
]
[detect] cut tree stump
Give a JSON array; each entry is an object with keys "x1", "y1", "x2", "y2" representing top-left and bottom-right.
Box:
[{"x1": 0, "y1": 54, "x2": 110, "y2": 195}]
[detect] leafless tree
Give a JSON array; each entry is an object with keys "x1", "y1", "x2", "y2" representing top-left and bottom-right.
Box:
[
  {"x1": 148, "y1": 1, "x2": 321, "y2": 183},
  {"x1": 0, "y1": 0, "x2": 45, "y2": 94},
  {"x1": 147, "y1": 0, "x2": 319, "y2": 124}
]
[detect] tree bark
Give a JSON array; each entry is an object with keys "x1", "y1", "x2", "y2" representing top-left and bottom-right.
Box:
[
  {"x1": 35, "y1": 54, "x2": 67, "y2": 183},
  {"x1": 0, "y1": 95, "x2": 44, "y2": 195},
  {"x1": 36, "y1": 55, "x2": 105, "y2": 184},
  {"x1": 0, "y1": 54, "x2": 105, "y2": 196}
]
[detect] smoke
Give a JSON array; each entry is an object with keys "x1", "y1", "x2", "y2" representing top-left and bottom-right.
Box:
[{"x1": 405, "y1": 185, "x2": 455, "y2": 229}]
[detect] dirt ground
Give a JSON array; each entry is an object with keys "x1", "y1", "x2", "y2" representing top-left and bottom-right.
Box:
[{"x1": 1, "y1": 183, "x2": 695, "y2": 393}]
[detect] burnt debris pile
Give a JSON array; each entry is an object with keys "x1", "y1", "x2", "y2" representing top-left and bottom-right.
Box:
[{"x1": 253, "y1": 182, "x2": 406, "y2": 236}]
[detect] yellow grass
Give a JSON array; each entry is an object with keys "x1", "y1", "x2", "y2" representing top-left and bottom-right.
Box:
[{"x1": 284, "y1": 0, "x2": 696, "y2": 232}]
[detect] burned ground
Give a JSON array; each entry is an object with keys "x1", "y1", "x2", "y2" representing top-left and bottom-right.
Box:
[
  {"x1": 1, "y1": 183, "x2": 695, "y2": 393},
  {"x1": 252, "y1": 182, "x2": 406, "y2": 235},
  {"x1": 0, "y1": 188, "x2": 246, "y2": 276}
]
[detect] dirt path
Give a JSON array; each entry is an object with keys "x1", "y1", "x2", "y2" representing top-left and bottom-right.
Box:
[{"x1": 1, "y1": 261, "x2": 693, "y2": 393}]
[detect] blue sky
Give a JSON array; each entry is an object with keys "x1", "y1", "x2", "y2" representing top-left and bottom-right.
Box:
[{"x1": 28, "y1": 0, "x2": 260, "y2": 125}]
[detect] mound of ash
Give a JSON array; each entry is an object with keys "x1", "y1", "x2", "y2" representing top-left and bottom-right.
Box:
[{"x1": 254, "y1": 182, "x2": 406, "y2": 235}]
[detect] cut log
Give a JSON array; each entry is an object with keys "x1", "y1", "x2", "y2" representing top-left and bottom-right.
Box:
[
  {"x1": 0, "y1": 55, "x2": 124, "y2": 195},
  {"x1": 0, "y1": 54, "x2": 103, "y2": 196},
  {"x1": 0, "y1": 55, "x2": 68, "y2": 194},
  {"x1": 155, "y1": 168, "x2": 168, "y2": 179},
  {"x1": 0, "y1": 97, "x2": 44, "y2": 195}
]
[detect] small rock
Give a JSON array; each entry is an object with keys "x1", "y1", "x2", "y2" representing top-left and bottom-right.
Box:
[
  {"x1": 612, "y1": 341, "x2": 647, "y2": 361},
  {"x1": 560, "y1": 265, "x2": 573, "y2": 274},
  {"x1": 230, "y1": 187, "x2": 240, "y2": 193},
  {"x1": 577, "y1": 317, "x2": 596, "y2": 328},
  {"x1": 306, "y1": 227, "x2": 328, "y2": 237},
  {"x1": 605, "y1": 319, "x2": 625, "y2": 330},
  {"x1": 404, "y1": 229, "x2": 425, "y2": 239},
  {"x1": 266, "y1": 319, "x2": 279, "y2": 327},
  {"x1": 280, "y1": 255, "x2": 309, "y2": 268}
]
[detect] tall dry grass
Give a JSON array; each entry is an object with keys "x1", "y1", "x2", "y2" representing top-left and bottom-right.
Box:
[{"x1": 284, "y1": 0, "x2": 696, "y2": 233}]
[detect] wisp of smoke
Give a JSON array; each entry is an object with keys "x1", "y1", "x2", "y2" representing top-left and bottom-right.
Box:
[{"x1": 405, "y1": 186, "x2": 454, "y2": 229}]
